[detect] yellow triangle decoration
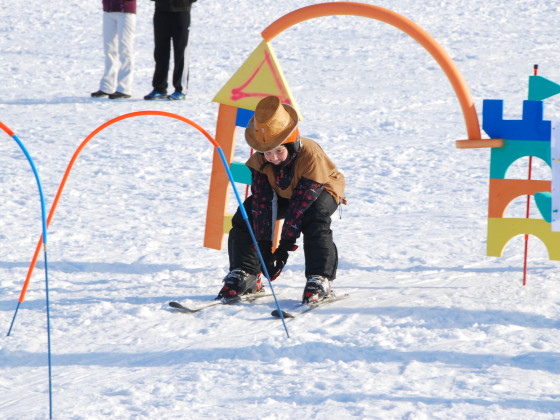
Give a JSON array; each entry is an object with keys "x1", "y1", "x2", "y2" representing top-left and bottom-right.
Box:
[{"x1": 212, "y1": 40, "x2": 301, "y2": 118}]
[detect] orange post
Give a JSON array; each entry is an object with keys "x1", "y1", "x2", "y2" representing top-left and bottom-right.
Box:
[{"x1": 204, "y1": 104, "x2": 239, "y2": 249}]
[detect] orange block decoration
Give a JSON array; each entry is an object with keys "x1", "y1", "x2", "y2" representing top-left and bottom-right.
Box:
[
  {"x1": 488, "y1": 178, "x2": 550, "y2": 218},
  {"x1": 204, "y1": 104, "x2": 238, "y2": 250}
]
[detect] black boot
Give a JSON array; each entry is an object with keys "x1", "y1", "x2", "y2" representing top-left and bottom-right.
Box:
[
  {"x1": 216, "y1": 269, "x2": 262, "y2": 300},
  {"x1": 302, "y1": 275, "x2": 331, "y2": 304}
]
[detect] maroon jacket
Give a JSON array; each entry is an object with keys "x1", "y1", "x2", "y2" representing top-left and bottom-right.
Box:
[{"x1": 103, "y1": 0, "x2": 136, "y2": 13}]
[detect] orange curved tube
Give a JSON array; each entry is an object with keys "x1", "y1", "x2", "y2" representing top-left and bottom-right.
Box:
[
  {"x1": 18, "y1": 111, "x2": 218, "y2": 303},
  {"x1": 0, "y1": 120, "x2": 15, "y2": 137},
  {"x1": 262, "y1": 2, "x2": 481, "y2": 141}
]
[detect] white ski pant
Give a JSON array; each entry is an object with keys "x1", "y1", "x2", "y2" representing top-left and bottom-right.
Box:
[{"x1": 99, "y1": 12, "x2": 136, "y2": 95}]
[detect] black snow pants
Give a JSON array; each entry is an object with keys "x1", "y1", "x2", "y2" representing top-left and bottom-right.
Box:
[
  {"x1": 152, "y1": 10, "x2": 190, "y2": 94},
  {"x1": 228, "y1": 190, "x2": 339, "y2": 281}
]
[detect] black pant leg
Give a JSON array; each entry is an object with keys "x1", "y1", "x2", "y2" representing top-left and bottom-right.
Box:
[
  {"x1": 228, "y1": 196, "x2": 290, "y2": 275},
  {"x1": 152, "y1": 11, "x2": 171, "y2": 93},
  {"x1": 228, "y1": 197, "x2": 260, "y2": 275},
  {"x1": 170, "y1": 11, "x2": 190, "y2": 93},
  {"x1": 301, "y1": 191, "x2": 339, "y2": 280}
]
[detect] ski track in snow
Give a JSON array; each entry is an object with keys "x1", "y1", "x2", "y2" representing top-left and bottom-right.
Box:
[{"x1": 2, "y1": 0, "x2": 560, "y2": 419}]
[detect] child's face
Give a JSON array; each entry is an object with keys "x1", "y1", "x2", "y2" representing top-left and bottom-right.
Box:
[{"x1": 263, "y1": 145, "x2": 288, "y2": 166}]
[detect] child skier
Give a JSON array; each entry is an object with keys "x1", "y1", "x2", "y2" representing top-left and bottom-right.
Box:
[{"x1": 216, "y1": 95, "x2": 346, "y2": 304}]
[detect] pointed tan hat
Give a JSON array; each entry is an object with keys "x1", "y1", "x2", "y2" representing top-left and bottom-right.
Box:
[{"x1": 245, "y1": 96, "x2": 299, "y2": 152}]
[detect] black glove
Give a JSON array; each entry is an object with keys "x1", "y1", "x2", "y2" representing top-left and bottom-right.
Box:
[
  {"x1": 261, "y1": 240, "x2": 297, "y2": 280},
  {"x1": 258, "y1": 241, "x2": 274, "y2": 275},
  {"x1": 270, "y1": 246, "x2": 289, "y2": 280}
]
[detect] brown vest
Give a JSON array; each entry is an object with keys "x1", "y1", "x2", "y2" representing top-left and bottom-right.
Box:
[{"x1": 246, "y1": 138, "x2": 346, "y2": 204}]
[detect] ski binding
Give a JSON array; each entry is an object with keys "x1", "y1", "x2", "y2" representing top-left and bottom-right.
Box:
[{"x1": 271, "y1": 293, "x2": 349, "y2": 319}]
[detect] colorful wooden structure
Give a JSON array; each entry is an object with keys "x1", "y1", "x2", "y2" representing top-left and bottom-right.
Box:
[
  {"x1": 462, "y1": 72, "x2": 560, "y2": 262},
  {"x1": 203, "y1": 2, "x2": 482, "y2": 250}
]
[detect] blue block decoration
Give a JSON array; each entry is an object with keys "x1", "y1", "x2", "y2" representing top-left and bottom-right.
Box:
[
  {"x1": 235, "y1": 108, "x2": 255, "y2": 128},
  {"x1": 482, "y1": 99, "x2": 551, "y2": 141}
]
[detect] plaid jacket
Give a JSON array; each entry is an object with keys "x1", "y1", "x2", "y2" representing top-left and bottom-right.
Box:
[{"x1": 246, "y1": 138, "x2": 345, "y2": 245}]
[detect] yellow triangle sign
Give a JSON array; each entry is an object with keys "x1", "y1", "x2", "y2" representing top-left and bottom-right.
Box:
[{"x1": 213, "y1": 40, "x2": 300, "y2": 118}]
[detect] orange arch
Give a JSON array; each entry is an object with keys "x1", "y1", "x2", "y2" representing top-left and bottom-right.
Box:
[
  {"x1": 261, "y1": 2, "x2": 481, "y2": 141},
  {"x1": 18, "y1": 111, "x2": 218, "y2": 303}
]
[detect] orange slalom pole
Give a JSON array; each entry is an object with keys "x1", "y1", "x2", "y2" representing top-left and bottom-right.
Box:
[
  {"x1": 17, "y1": 111, "x2": 219, "y2": 304},
  {"x1": 261, "y1": 2, "x2": 481, "y2": 141},
  {"x1": 0, "y1": 120, "x2": 15, "y2": 137}
]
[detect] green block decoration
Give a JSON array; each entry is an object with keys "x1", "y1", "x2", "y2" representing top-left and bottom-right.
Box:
[
  {"x1": 528, "y1": 76, "x2": 560, "y2": 101},
  {"x1": 230, "y1": 161, "x2": 252, "y2": 185},
  {"x1": 490, "y1": 139, "x2": 551, "y2": 179},
  {"x1": 535, "y1": 192, "x2": 552, "y2": 223}
]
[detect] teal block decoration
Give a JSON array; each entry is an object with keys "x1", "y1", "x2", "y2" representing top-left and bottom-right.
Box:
[
  {"x1": 528, "y1": 76, "x2": 560, "y2": 101},
  {"x1": 535, "y1": 192, "x2": 552, "y2": 223},
  {"x1": 490, "y1": 139, "x2": 551, "y2": 179},
  {"x1": 230, "y1": 161, "x2": 252, "y2": 185}
]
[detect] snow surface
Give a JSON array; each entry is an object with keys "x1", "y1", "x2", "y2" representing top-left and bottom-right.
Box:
[{"x1": 2, "y1": 0, "x2": 560, "y2": 418}]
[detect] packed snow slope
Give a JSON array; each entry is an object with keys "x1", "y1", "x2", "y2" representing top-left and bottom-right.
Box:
[{"x1": 2, "y1": 0, "x2": 560, "y2": 419}]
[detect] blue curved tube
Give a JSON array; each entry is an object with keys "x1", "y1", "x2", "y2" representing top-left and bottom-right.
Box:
[{"x1": 5, "y1": 133, "x2": 52, "y2": 418}]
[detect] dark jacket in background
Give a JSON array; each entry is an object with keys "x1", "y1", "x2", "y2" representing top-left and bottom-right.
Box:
[{"x1": 152, "y1": 0, "x2": 196, "y2": 12}]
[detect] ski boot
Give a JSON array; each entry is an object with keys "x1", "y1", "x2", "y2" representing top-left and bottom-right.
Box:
[
  {"x1": 302, "y1": 275, "x2": 332, "y2": 304},
  {"x1": 216, "y1": 269, "x2": 263, "y2": 301}
]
